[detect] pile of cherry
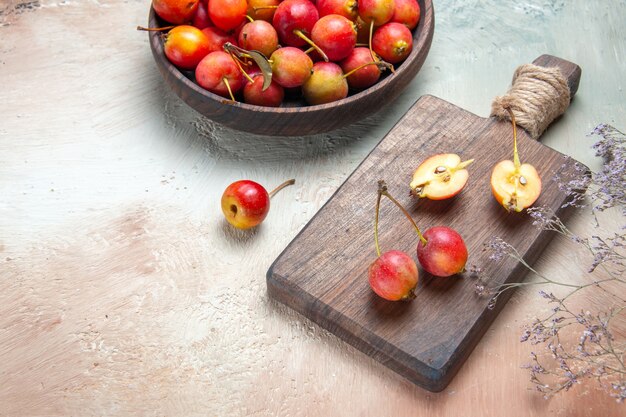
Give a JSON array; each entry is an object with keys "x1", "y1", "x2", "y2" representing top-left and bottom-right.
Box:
[{"x1": 148, "y1": 0, "x2": 420, "y2": 106}]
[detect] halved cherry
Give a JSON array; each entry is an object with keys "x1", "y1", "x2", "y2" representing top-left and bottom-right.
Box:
[
  {"x1": 409, "y1": 154, "x2": 474, "y2": 200},
  {"x1": 491, "y1": 161, "x2": 541, "y2": 212},
  {"x1": 490, "y1": 107, "x2": 542, "y2": 212}
]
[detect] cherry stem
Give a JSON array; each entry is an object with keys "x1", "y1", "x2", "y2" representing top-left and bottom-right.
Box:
[
  {"x1": 269, "y1": 179, "x2": 296, "y2": 198},
  {"x1": 136, "y1": 25, "x2": 175, "y2": 32},
  {"x1": 342, "y1": 60, "x2": 392, "y2": 79},
  {"x1": 293, "y1": 29, "x2": 329, "y2": 62},
  {"x1": 253, "y1": 5, "x2": 279, "y2": 10},
  {"x1": 374, "y1": 183, "x2": 383, "y2": 257},
  {"x1": 245, "y1": 15, "x2": 254, "y2": 23},
  {"x1": 229, "y1": 52, "x2": 255, "y2": 83},
  {"x1": 368, "y1": 20, "x2": 377, "y2": 63},
  {"x1": 223, "y1": 77, "x2": 236, "y2": 102},
  {"x1": 378, "y1": 180, "x2": 428, "y2": 245},
  {"x1": 505, "y1": 106, "x2": 521, "y2": 169},
  {"x1": 454, "y1": 159, "x2": 475, "y2": 171}
]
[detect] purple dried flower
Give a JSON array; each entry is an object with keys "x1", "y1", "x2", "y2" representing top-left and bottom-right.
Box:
[
  {"x1": 589, "y1": 124, "x2": 626, "y2": 216},
  {"x1": 610, "y1": 382, "x2": 626, "y2": 403},
  {"x1": 588, "y1": 235, "x2": 625, "y2": 272},
  {"x1": 538, "y1": 290, "x2": 559, "y2": 302},
  {"x1": 520, "y1": 330, "x2": 531, "y2": 342},
  {"x1": 486, "y1": 237, "x2": 514, "y2": 261},
  {"x1": 468, "y1": 264, "x2": 482, "y2": 278},
  {"x1": 474, "y1": 281, "x2": 488, "y2": 297},
  {"x1": 548, "y1": 343, "x2": 558, "y2": 357},
  {"x1": 486, "y1": 124, "x2": 626, "y2": 402}
]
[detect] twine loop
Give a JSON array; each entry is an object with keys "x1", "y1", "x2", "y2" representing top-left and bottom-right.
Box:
[{"x1": 491, "y1": 64, "x2": 570, "y2": 140}]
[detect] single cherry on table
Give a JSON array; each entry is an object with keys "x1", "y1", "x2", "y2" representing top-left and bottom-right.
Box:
[{"x1": 221, "y1": 179, "x2": 296, "y2": 229}]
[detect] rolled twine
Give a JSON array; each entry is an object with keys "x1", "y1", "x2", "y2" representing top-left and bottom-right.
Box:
[{"x1": 490, "y1": 64, "x2": 570, "y2": 140}]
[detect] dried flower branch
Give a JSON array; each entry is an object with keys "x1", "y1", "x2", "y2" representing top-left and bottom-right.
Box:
[{"x1": 476, "y1": 124, "x2": 626, "y2": 402}]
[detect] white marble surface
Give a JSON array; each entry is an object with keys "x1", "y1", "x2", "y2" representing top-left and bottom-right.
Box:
[{"x1": 0, "y1": 0, "x2": 625, "y2": 415}]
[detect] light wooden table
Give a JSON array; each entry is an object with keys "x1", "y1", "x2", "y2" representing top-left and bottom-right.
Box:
[{"x1": 1, "y1": 0, "x2": 624, "y2": 416}]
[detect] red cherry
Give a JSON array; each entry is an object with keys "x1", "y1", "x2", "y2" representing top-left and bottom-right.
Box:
[
  {"x1": 272, "y1": 0, "x2": 320, "y2": 47},
  {"x1": 270, "y1": 47, "x2": 314, "y2": 88},
  {"x1": 195, "y1": 51, "x2": 245, "y2": 98},
  {"x1": 358, "y1": 0, "x2": 395, "y2": 26},
  {"x1": 221, "y1": 179, "x2": 295, "y2": 229},
  {"x1": 164, "y1": 25, "x2": 211, "y2": 70},
  {"x1": 153, "y1": 0, "x2": 199, "y2": 24},
  {"x1": 417, "y1": 227, "x2": 468, "y2": 277},
  {"x1": 192, "y1": 0, "x2": 213, "y2": 29},
  {"x1": 311, "y1": 14, "x2": 357, "y2": 61},
  {"x1": 317, "y1": 0, "x2": 358, "y2": 21},
  {"x1": 201, "y1": 27, "x2": 238, "y2": 53},
  {"x1": 238, "y1": 20, "x2": 279, "y2": 58},
  {"x1": 247, "y1": 0, "x2": 281, "y2": 22},
  {"x1": 391, "y1": 0, "x2": 420, "y2": 30},
  {"x1": 302, "y1": 61, "x2": 348, "y2": 105},
  {"x1": 372, "y1": 22, "x2": 413, "y2": 63},
  {"x1": 368, "y1": 250, "x2": 418, "y2": 301},
  {"x1": 243, "y1": 75, "x2": 285, "y2": 107},
  {"x1": 208, "y1": 0, "x2": 247, "y2": 31},
  {"x1": 221, "y1": 180, "x2": 270, "y2": 229},
  {"x1": 340, "y1": 47, "x2": 381, "y2": 89}
]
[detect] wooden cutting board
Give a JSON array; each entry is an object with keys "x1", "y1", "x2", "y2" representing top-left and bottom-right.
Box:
[{"x1": 267, "y1": 55, "x2": 583, "y2": 392}]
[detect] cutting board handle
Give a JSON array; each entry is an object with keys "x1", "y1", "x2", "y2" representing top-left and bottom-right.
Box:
[
  {"x1": 491, "y1": 54, "x2": 582, "y2": 140},
  {"x1": 532, "y1": 54, "x2": 581, "y2": 97}
]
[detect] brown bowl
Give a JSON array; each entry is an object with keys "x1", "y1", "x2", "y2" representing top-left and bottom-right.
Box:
[{"x1": 148, "y1": 1, "x2": 434, "y2": 136}]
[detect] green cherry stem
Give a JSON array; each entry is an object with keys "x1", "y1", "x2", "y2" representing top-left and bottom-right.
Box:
[
  {"x1": 245, "y1": 15, "x2": 254, "y2": 23},
  {"x1": 374, "y1": 182, "x2": 383, "y2": 257},
  {"x1": 378, "y1": 180, "x2": 428, "y2": 245},
  {"x1": 505, "y1": 106, "x2": 521, "y2": 170},
  {"x1": 368, "y1": 20, "x2": 376, "y2": 63},
  {"x1": 342, "y1": 60, "x2": 394, "y2": 79},
  {"x1": 268, "y1": 179, "x2": 296, "y2": 198},
  {"x1": 293, "y1": 29, "x2": 329, "y2": 62},
  {"x1": 223, "y1": 42, "x2": 273, "y2": 91},
  {"x1": 229, "y1": 52, "x2": 255, "y2": 83},
  {"x1": 222, "y1": 77, "x2": 236, "y2": 102}
]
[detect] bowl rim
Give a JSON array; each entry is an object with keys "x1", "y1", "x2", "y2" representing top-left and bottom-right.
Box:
[{"x1": 148, "y1": 0, "x2": 434, "y2": 114}]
